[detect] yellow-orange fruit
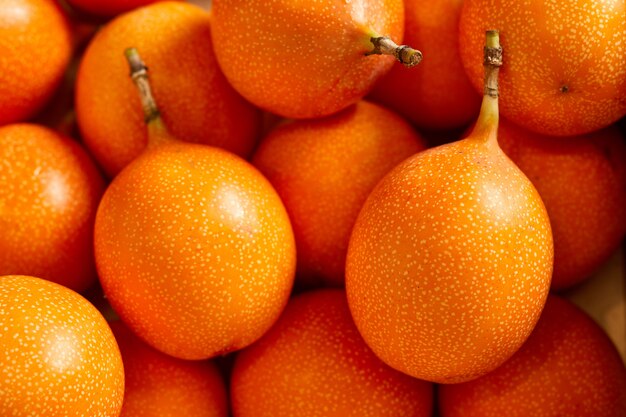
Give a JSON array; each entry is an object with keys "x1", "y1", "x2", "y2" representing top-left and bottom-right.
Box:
[
  {"x1": 459, "y1": 0, "x2": 626, "y2": 136},
  {"x1": 370, "y1": 0, "x2": 481, "y2": 130},
  {"x1": 110, "y1": 321, "x2": 228, "y2": 417},
  {"x1": 76, "y1": 2, "x2": 261, "y2": 177},
  {"x1": 346, "y1": 52, "x2": 553, "y2": 382},
  {"x1": 232, "y1": 289, "x2": 433, "y2": 417},
  {"x1": 0, "y1": 124, "x2": 105, "y2": 292},
  {"x1": 211, "y1": 0, "x2": 406, "y2": 119},
  {"x1": 0, "y1": 275, "x2": 124, "y2": 416},
  {"x1": 253, "y1": 101, "x2": 425, "y2": 287},
  {"x1": 0, "y1": 0, "x2": 72, "y2": 125},
  {"x1": 67, "y1": 0, "x2": 163, "y2": 17},
  {"x1": 95, "y1": 141, "x2": 296, "y2": 360},
  {"x1": 439, "y1": 296, "x2": 626, "y2": 417},
  {"x1": 498, "y1": 121, "x2": 626, "y2": 290}
]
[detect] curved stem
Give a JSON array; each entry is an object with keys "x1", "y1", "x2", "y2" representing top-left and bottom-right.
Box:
[{"x1": 366, "y1": 37, "x2": 422, "y2": 68}]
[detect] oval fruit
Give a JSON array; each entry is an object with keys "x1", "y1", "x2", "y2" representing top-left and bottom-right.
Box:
[
  {"x1": 232, "y1": 289, "x2": 433, "y2": 417},
  {"x1": 111, "y1": 321, "x2": 228, "y2": 417},
  {"x1": 439, "y1": 296, "x2": 626, "y2": 417},
  {"x1": 0, "y1": 275, "x2": 124, "y2": 416},
  {"x1": 253, "y1": 101, "x2": 425, "y2": 286},
  {"x1": 0, "y1": 0, "x2": 72, "y2": 125},
  {"x1": 0, "y1": 124, "x2": 105, "y2": 292}
]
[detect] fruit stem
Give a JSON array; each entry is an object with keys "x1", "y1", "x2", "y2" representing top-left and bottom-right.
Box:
[
  {"x1": 366, "y1": 37, "x2": 422, "y2": 68},
  {"x1": 124, "y1": 47, "x2": 171, "y2": 146},
  {"x1": 470, "y1": 30, "x2": 502, "y2": 146}
]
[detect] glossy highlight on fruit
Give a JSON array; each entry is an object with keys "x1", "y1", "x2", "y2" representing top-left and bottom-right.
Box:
[
  {"x1": 459, "y1": 0, "x2": 626, "y2": 136},
  {"x1": 370, "y1": 0, "x2": 481, "y2": 130},
  {"x1": 346, "y1": 31, "x2": 553, "y2": 383},
  {"x1": 211, "y1": 0, "x2": 421, "y2": 119},
  {"x1": 95, "y1": 48, "x2": 296, "y2": 360},
  {"x1": 498, "y1": 120, "x2": 626, "y2": 290},
  {"x1": 0, "y1": 275, "x2": 125, "y2": 417},
  {"x1": 439, "y1": 296, "x2": 626, "y2": 417},
  {"x1": 0, "y1": 124, "x2": 105, "y2": 292},
  {"x1": 232, "y1": 289, "x2": 434, "y2": 417},
  {"x1": 253, "y1": 101, "x2": 425, "y2": 287},
  {"x1": 76, "y1": 1, "x2": 261, "y2": 177},
  {"x1": 110, "y1": 321, "x2": 228, "y2": 417},
  {"x1": 0, "y1": 0, "x2": 72, "y2": 125}
]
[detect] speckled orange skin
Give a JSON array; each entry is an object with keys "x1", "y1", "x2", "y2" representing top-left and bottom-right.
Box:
[
  {"x1": 0, "y1": 275, "x2": 124, "y2": 417},
  {"x1": 0, "y1": 124, "x2": 105, "y2": 292},
  {"x1": 232, "y1": 289, "x2": 433, "y2": 417},
  {"x1": 211, "y1": 0, "x2": 405, "y2": 119},
  {"x1": 498, "y1": 121, "x2": 626, "y2": 290},
  {"x1": 0, "y1": 0, "x2": 72, "y2": 125},
  {"x1": 253, "y1": 101, "x2": 425, "y2": 287},
  {"x1": 369, "y1": 0, "x2": 481, "y2": 131},
  {"x1": 76, "y1": 2, "x2": 261, "y2": 177},
  {"x1": 439, "y1": 296, "x2": 626, "y2": 417},
  {"x1": 95, "y1": 141, "x2": 296, "y2": 360},
  {"x1": 459, "y1": 0, "x2": 626, "y2": 136},
  {"x1": 346, "y1": 98, "x2": 553, "y2": 384},
  {"x1": 110, "y1": 321, "x2": 228, "y2": 417},
  {"x1": 66, "y1": 0, "x2": 163, "y2": 17}
]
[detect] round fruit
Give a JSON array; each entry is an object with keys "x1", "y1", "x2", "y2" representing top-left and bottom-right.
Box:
[
  {"x1": 0, "y1": 275, "x2": 125, "y2": 416},
  {"x1": 0, "y1": 0, "x2": 72, "y2": 125},
  {"x1": 232, "y1": 289, "x2": 433, "y2": 417},
  {"x1": 346, "y1": 32, "x2": 553, "y2": 383},
  {"x1": 370, "y1": 0, "x2": 481, "y2": 130},
  {"x1": 498, "y1": 121, "x2": 626, "y2": 290},
  {"x1": 95, "y1": 48, "x2": 296, "y2": 360},
  {"x1": 76, "y1": 1, "x2": 261, "y2": 177},
  {"x1": 0, "y1": 124, "x2": 105, "y2": 292},
  {"x1": 67, "y1": 0, "x2": 163, "y2": 17},
  {"x1": 253, "y1": 101, "x2": 425, "y2": 287},
  {"x1": 211, "y1": 0, "x2": 421, "y2": 119},
  {"x1": 110, "y1": 321, "x2": 228, "y2": 417},
  {"x1": 439, "y1": 296, "x2": 626, "y2": 417},
  {"x1": 459, "y1": 0, "x2": 626, "y2": 136}
]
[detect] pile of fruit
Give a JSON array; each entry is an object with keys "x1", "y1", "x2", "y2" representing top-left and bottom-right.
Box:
[{"x1": 1, "y1": 0, "x2": 625, "y2": 415}]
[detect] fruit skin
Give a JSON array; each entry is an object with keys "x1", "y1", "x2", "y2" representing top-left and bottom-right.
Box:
[
  {"x1": 0, "y1": 124, "x2": 105, "y2": 292},
  {"x1": 211, "y1": 0, "x2": 404, "y2": 119},
  {"x1": 110, "y1": 321, "x2": 228, "y2": 417},
  {"x1": 232, "y1": 289, "x2": 433, "y2": 417},
  {"x1": 0, "y1": 275, "x2": 125, "y2": 417},
  {"x1": 346, "y1": 122, "x2": 553, "y2": 383},
  {"x1": 439, "y1": 296, "x2": 626, "y2": 417},
  {"x1": 459, "y1": 0, "x2": 626, "y2": 136},
  {"x1": 370, "y1": 0, "x2": 481, "y2": 131},
  {"x1": 76, "y1": 1, "x2": 261, "y2": 177},
  {"x1": 253, "y1": 101, "x2": 425, "y2": 287},
  {"x1": 0, "y1": 0, "x2": 72, "y2": 125},
  {"x1": 66, "y1": 0, "x2": 163, "y2": 17},
  {"x1": 497, "y1": 121, "x2": 626, "y2": 290},
  {"x1": 95, "y1": 141, "x2": 296, "y2": 360}
]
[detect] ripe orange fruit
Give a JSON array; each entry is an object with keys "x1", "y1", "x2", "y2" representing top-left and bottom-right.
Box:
[
  {"x1": 0, "y1": 275, "x2": 125, "y2": 416},
  {"x1": 370, "y1": 0, "x2": 481, "y2": 130},
  {"x1": 232, "y1": 289, "x2": 434, "y2": 417},
  {"x1": 66, "y1": 0, "x2": 163, "y2": 17},
  {"x1": 0, "y1": 0, "x2": 72, "y2": 125},
  {"x1": 253, "y1": 101, "x2": 425, "y2": 287},
  {"x1": 498, "y1": 121, "x2": 626, "y2": 290},
  {"x1": 76, "y1": 1, "x2": 261, "y2": 177},
  {"x1": 95, "y1": 48, "x2": 296, "y2": 360},
  {"x1": 459, "y1": 0, "x2": 626, "y2": 136},
  {"x1": 346, "y1": 32, "x2": 553, "y2": 383},
  {"x1": 0, "y1": 124, "x2": 105, "y2": 292},
  {"x1": 110, "y1": 321, "x2": 228, "y2": 417},
  {"x1": 211, "y1": 0, "x2": 421, "y2": 119},
  {"x1": 439, "y1": 296, "x2": 626, "y2": 417}
]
